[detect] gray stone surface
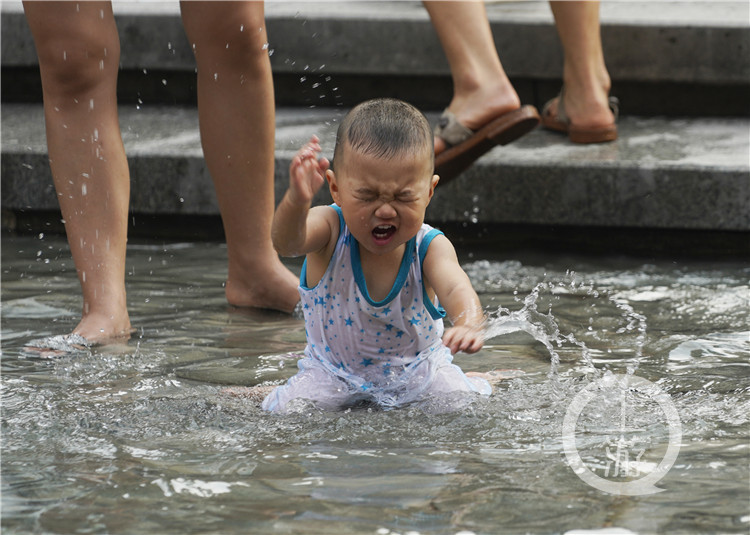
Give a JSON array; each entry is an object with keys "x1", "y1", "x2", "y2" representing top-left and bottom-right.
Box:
[
  {"x1": 2, "y1": 0, "x2": 748, "y2": 83},
  {"x1": 3, "y1": 103, "x2": 748, "y2": 231}
]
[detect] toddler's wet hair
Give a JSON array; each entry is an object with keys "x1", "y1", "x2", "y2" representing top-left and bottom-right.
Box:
[{"x1": 333, "y1": 98, "x2": 434, "y2": 169}]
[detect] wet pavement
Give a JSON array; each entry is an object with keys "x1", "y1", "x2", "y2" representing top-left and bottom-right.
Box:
[{"x1": 2, "y1": 103, "x2": 748, "y2": 231}]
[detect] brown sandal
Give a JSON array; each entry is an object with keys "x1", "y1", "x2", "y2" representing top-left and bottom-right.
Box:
[
  {"x1": 434, "y1": 105, "x2": 540, "y2": 185},
  {"x1": 541, "y1": 87, "x2": 619, "y2": 144}
]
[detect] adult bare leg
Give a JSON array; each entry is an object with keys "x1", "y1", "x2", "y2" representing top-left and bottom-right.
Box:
[
  {"x1": 547, "y1": 0, "x2": 614, "y2": 130},
  {"x1": 23, "y1": 1, "x2": 132, "y2": 342},
  {"x1": 180, "y1": 1, "x2": 299, "y2": 313},
  {"x1": 423, "y1": 0, "x2": 522, "y2": 155}
]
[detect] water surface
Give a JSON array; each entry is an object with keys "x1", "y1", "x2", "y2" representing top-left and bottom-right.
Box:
[{"x1": 2, "y1": 234, "x2": 748, "y2": 534}]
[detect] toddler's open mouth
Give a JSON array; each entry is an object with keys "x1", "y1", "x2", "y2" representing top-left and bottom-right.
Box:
[{"x1": 372, "y1": 224, "x2": 397, "y2": 243}]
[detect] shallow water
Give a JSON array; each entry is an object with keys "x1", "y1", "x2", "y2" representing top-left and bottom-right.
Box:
[{"x1": 2, "y1": 234, "x2": 748, "y2": 535}]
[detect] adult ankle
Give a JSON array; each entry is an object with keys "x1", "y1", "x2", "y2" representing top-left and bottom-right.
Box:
[{"x1": 74, "y1": 314, "x2": 132, "y2": 343}]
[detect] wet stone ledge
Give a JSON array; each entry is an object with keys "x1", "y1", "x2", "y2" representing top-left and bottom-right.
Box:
[
  {"x1": 2, "y1": 1, "x2": 749, "y2": 116},
  {"x1": 2, "y1": 104, "x2": 748, "y2": 241}
]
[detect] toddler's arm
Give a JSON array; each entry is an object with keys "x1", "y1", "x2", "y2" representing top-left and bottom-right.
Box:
[
  {"x1": 422, "y1": 234, "x2": 484, "y2": 354},
  {"x1": 272, "y1": 136, "x2": 333, "y2": 257}
]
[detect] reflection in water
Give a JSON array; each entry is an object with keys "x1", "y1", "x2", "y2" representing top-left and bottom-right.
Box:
[{"x1": 2, "y1": 235, "x2": 749, "y2": 534}]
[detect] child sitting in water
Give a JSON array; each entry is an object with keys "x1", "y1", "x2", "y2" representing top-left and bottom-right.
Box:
[{"x1": 262, "y1": 98, "x2": 499, "y2": 412}]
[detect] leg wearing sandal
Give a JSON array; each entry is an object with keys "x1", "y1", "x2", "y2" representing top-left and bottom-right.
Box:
[
  {"x1": 542, "y1": 1, "x2": 617, "y2": 142},
  {"x1": 423, "y1": 1, "x2": 539, "y2": 183},
  {"x1": 433, "y1": 106, "x2": 540, "y2": 184},
  {"x1": 424, "y1": 0, "x2": 521, "y2": 151}
]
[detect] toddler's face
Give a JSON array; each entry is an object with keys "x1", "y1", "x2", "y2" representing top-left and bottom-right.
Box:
[{"x1": 327, "y1": 146, "x2": 438, "y2": 257}]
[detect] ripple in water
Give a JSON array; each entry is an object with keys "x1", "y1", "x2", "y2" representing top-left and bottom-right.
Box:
[{"x1": 2, "y1": 236, "x2": 748, "y2": 534}]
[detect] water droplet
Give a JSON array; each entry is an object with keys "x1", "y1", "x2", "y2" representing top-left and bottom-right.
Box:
[
  {"x1": 82, "y1": 184, "x2": 87, "y2": 196},
  {"x1": 161, "y1": 79, "x2": 167, "y2": 86},
  {"x1": 240, "y1": 24, "x2": 244, "y2": 32}
]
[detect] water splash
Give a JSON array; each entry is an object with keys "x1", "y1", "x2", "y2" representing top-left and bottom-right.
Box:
[
  {"x1": 483, "y1": 281, "x2": 597, "y2": 384},
  {"x1": 2, "y1": 236, "x2": 747, "y2": 533},
  {"x1": 481, "y1": 270, "x2": 651, "y2": 395}
]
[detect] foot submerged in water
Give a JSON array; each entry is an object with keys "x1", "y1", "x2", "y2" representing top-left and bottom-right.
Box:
[{"x1": 466, "y1": 369, "x2": 525, "y2": 385}]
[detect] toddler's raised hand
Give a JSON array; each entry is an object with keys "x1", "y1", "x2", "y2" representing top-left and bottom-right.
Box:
[{"x1": 288, "y1": 136, "x2": 330, "y2": 206}]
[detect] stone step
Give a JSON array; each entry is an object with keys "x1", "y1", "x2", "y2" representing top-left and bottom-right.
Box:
[
  {"x1": 2, "y1": 1, "x2": 749, "y2": 115},
  {"x1": 3, "y1": 103, "x2": 748, "y2": 237}
]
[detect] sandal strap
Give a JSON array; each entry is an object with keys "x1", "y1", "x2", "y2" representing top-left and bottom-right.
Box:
[
  {"x1": 434, "y1": 109, "x2": 474, "y2": 147},
  {"x1": 609, "y1": 96, "x2": 620, "y2": 120},
  {"x1": 546, "y1": 87, "x2": 620, "y2": 124},
  {"x1": 556, "y1": 86, "x2": 569, "y2": 125}
]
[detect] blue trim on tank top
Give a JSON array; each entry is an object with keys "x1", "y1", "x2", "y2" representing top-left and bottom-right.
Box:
[
  {"x1": 300, "y1": 204, "x2": 345, "y2": 290},
  {"x1": 418, "y1": 228, "x2": 447, "y2": 320},
  {"x1": 350, "y1": 234, "x2": 416, "y2": 308}
]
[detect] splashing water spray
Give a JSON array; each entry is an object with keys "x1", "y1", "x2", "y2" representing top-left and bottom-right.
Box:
[{"x1": 481, "y1": 271, "x2": 682, "y2": 495}]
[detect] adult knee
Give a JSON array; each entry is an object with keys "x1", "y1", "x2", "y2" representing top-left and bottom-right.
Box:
[
  {"x1": 34, "y1": 30, "x2": 121, "y2": 101},
  {"x1": 183, "y1": 9, "x2": 270, "y2": 75}
]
